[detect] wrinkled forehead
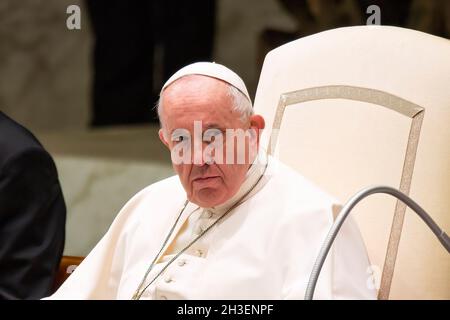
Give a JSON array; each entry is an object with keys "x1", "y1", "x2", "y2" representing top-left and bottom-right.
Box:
[{"x1": 161, "y1": 75, "x2": 234, "y2": 117}]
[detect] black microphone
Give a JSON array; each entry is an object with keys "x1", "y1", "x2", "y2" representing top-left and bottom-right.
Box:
[{"x1": 304, "y1": 185, "x2": 450, "y2": 300}]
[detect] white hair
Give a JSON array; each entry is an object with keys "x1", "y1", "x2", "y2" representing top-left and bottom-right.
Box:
[
  {"x1": 156, "y1": 83, "x2": 253, "y2": 125},
  {"x1": 227, "y1": 85, "x2": 253, "y2": 122}
]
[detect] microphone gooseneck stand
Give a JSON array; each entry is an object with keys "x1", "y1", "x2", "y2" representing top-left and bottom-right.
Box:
[{"x1": 304, "y1": 185, "x2": 450, "y2": 300}]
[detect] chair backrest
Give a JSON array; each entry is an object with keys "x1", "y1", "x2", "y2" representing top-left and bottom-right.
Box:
[
  {"x1": 53, "y1": 256, "x2": 84, "y2": 292},
  {"x1": 254, "y1": 26, "x2": 450, "y2": 299}
]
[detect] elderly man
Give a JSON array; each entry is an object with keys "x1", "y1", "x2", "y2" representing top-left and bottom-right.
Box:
[{"x1": 48, "y1": 62, "x2": 375, "y2": 299}]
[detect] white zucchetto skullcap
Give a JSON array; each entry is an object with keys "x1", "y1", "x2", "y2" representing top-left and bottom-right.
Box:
[{"x1": 161, "y1": 62, "x2": 251, "y2": 103}]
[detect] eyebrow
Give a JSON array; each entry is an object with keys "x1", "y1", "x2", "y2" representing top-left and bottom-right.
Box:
[
  {"x1": 204, "y1": 123, "x2": 224, "y2": 130},
  {"x1": 168, "y1": 123, "x2": 225, "y2": 135}
]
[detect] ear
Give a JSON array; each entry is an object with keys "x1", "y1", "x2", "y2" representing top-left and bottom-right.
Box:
[
  {"x1": 249, "y1": 114, "x2": 265, "y2": 146},
  {"x1": 159, "y1": 128, "x2": 170, "y2": 148},
  {"x1": 249, "y1": 114, "x2": 265, "y2": 131}
]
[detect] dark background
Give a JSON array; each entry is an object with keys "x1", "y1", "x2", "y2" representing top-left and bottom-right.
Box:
[{"x1": 84, "y1": 0, "x2": 450, "y2": 127}]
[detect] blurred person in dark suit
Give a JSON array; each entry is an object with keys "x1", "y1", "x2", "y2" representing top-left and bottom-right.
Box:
[{"x1": 0, "y1": 111, "x2": 66, "y2": 299}]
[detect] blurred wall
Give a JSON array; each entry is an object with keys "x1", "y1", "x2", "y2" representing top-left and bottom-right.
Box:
[
  {"x1": 0, "y1": 0, "x2": 295, "y2": 131},
  {"x1": 214, "y1": 0, "x2": 297, "y2": 98},
  {"x1": 0, "y1": 0, "x2": 91, "y2": 132},
  {"x1": 0, "y1": 0, "x2": 90, "y2": 130}
]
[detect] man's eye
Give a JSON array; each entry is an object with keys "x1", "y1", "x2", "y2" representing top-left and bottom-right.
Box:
[
  {"x1": 174, "y1": 136, "x2": 188, "y2": 143},
  {"x1": 203, "y1": 129, "x2": 223, "y2": 141}
]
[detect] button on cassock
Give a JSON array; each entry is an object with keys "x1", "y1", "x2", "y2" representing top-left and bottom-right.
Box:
[
  {"x1": 204, "y1": 210, "x2": 213, "y2": 219},
  {"x1": 194, "y1": 225, "x2": 205, "y2": 235}
]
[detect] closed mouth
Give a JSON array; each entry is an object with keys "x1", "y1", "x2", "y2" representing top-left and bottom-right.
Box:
[{"x1": 193, "y1": 176, "x2": 220, "y2": 182}]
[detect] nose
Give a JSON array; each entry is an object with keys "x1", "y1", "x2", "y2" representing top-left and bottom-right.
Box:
[{"x1": 192, "y1": 141, "x2": 215, "y2": 166}]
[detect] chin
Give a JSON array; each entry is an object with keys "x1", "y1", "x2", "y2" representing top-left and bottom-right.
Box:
[{"x1": 193, "y1": 189, "x2": 227, "y2": 208}]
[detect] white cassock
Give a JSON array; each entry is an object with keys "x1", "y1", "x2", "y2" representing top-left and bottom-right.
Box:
[{"x1": 48, "y1": 152, "x2": 376, "y2": 300}]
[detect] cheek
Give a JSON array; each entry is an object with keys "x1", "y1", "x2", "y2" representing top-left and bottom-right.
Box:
[
  {"x1": 223, "y1": 136, "x2": 251, "y2": 165},
  {"x1": 217, "y1": 165, "x2": 245, "y2": 190},
  {"x1": 174, "y1": 165, "x2": 191, "y2": 185}
]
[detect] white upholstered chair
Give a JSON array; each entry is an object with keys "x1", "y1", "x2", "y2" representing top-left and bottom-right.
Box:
[{"x1": 254, "y1": 26, "x2": 450, "y2": 299}]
